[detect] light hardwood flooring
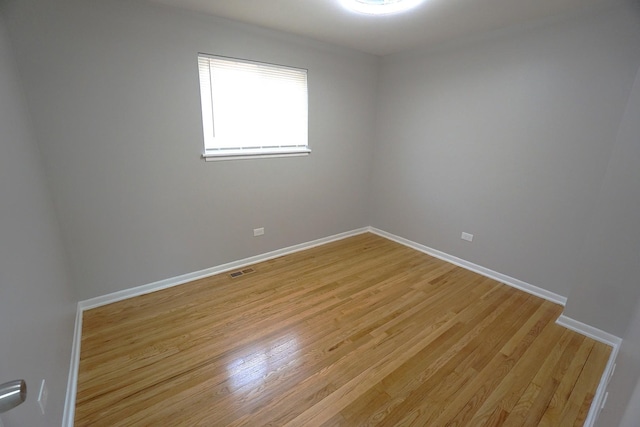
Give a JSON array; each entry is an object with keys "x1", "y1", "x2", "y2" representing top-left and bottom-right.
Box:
[{"x1": 75, "y1": 233, "x2": 611, "y2": 426}]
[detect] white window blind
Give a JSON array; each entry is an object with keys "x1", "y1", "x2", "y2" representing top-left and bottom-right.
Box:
[{"x1": 198, "y1": 54, "x2": 309, "y2": 160}]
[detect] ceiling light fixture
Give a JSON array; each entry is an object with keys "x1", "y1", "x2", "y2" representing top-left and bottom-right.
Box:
[{"x1": 340, "y1": 0, "x2": 425, "y2": 15}]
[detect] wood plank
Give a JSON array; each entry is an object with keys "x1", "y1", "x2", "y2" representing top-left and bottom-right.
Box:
[{"x1": 75, "y1": 233, "x2": 610, "y2": 426}]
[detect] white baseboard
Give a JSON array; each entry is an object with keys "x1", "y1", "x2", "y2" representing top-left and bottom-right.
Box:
[
  {"x1": 63, "y1": 226, "x2": 620, "y2": 427},
  {"x1": 555, "y1": 315, "x2": 621, "y2": 427},
  {"x1": 62, "y1": 304, "x2": 83, "y2": 427},
  {"x1": 368, "y1": 228, "x2": 620, "y2": 427},
  {"x1": 368, "y1": 227, "x2": 568, "y2": 306},
  {"x1": 555, "y1": 315, "x2": 622, "y2": 348},
  {"x1": 62, "y1": 227, "x2": 369, "y2": 426},
  {"x1": 79, "y1": 227, "x2": 369, "y2": 311}
]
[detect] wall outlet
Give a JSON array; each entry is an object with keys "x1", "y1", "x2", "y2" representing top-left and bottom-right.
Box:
[
  {"x1": 37, "y1": 379, "x2": 47, "y2": 415},
  {"x1": 461, "y1": 232, "x2": 474, "y2": 242},
  {"x1": 253, "y1": 227, "x2": 265, "y2": 237}
]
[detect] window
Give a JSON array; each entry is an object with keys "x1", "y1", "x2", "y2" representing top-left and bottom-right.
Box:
[{"x1": 198, "y1": 54, "x2": 309, "y2": 161}]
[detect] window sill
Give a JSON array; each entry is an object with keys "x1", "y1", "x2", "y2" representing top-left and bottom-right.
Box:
[{"x1": 202, "y1": 149, "x2": 311, "y2": 162}]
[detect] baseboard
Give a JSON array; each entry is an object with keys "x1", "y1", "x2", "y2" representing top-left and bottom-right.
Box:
[
  {"x1": 63, "y1": 227, "x2": 369, "y2": 426},
  {"x1": 80, "y1": 227, "x2": 369, "y2": 311},
  {"x1": 555, "y1": 315, "x2": 622, "y2": 348},
  {"x1": 556, "y1": 315, "x2": 621, "y2": 427},
  {"x1": 65, "y1": 226, "x2": 619, "y2": 427},
  {"x1": 62, "y1": 304, "x2": 83, "y2": 427},
  {"x1": 368, "y1": 227, "x2": 568, "y2": 306},
  {"x1": 368, "y1": 227, "x2": 619, "y2": 427}
]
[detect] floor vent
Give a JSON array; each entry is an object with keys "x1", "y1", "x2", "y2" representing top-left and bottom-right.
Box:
[{"x1": 229, "y1": 268, "x2": 256, "y2": 278}]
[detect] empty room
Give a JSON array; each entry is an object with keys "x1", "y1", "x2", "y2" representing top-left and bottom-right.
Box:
[{"x1": 1, "y1": 0, "x2": 640, "y2": 425}]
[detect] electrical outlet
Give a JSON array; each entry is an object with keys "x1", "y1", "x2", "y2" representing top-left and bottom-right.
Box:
[
  {"x1": 253, "y1": 227, "x2": 265, "y2": 237},
  {"x1": 461, "y1": 232, "x2": 474, "y2": 242},
  {"x1": 37, "y1": 379, "x2": 47, "y2": 415}
]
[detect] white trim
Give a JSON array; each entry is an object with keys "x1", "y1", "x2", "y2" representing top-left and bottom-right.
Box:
[
  {"x1": 588, "y1": 349, "x2": 619, "y2": 427},
  {"x1": 368, "y1": 227, "x2": 568, "y2": 306},
  {"x1": 62, "y1": 227, "x2": 368, "y2": 426},
  {"x1": 62, "y1": 304, "x2": 83, "y2": 427},
  {"x1": 66, "y1": 226, "x2": 624, "y2": 427},
  {"x1": 555, "y1": 315, "x2": 621, "y2": 427},
  {"x1": 555, "y1": 315, "x2": 622, "y2": 347},
  {"x1": 203, "y1": 149, "x2": 310, "y2": 162},
  {"x1": 366, "y1": 227, "x2": 618, "y2": 427},
  {"x1": 80, "y1": 227, "x2": 368, "y2": 311}
]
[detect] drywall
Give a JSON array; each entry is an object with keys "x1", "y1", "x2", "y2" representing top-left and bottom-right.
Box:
[
  {"x1": 616, "y1": 381, "x2": 640, "y2": 427},
  {"x1": 2, "y1": 0, "x2": 379, "y2": 300},
  {"x1": 581, "y1": 63, "x2": 640, "y2": 427},
  {"x1": 563, "y1": 53, "x2": 640, "y2": 335},
  {"x1": 618, "y1": 379, "x2": 640, "y2": 427},
  {"x1": 370, "y1": 3, "x2": 640, "y2": 315},
  {"x1": 0, "y1": 16, "x2": 76, "y2": 427}
]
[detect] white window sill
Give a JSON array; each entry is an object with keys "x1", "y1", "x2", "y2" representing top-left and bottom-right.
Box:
[{"x1": 202, "y1": 149, "x2": 311, "y2": 162}]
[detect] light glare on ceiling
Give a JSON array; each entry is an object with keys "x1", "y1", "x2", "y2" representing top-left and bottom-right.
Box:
[{"x1": 340, "y1": 0, "x2": 425, "y2": 15}]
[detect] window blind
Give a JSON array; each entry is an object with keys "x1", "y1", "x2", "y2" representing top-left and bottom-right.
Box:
[{"x1": 198, "y1": 54, "x2": 309, "y2": 158}]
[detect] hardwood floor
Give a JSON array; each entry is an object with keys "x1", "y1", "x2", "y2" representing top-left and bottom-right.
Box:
[{"x1": 75, "y1": 233, "x2": 611, "y2": 426}]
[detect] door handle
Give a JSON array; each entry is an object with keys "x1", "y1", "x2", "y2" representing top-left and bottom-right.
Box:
[{"x1": 0, "y1": 380, "x2": 26, "y2": 413}]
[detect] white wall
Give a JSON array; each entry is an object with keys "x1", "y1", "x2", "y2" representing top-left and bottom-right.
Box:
[
  {"x1": 619, "y1": 379, "x2": 640, "y2": 427},
  {"x1": 564, "y1": 54, "x2": 640, "y2": 336},
  {"x1": 2, "y1": 0, "x2": 379, "y2": 300},
  {"x1": 0, "y1": 16, "x2": 76, "y2": 427},
  {"x1": 585, "y1": 63, "x2": 640, "y2": 427},
  {"x1": 370, "y1": 2, "x2": 640, "y2": 335},
  {"x1": 3, "y1": 0, "x2": 640, "y2": 423}
]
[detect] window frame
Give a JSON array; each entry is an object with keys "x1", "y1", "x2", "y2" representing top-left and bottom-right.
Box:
[{"x1": 197, "y1": 53, "x2": 310, "y2": 162}]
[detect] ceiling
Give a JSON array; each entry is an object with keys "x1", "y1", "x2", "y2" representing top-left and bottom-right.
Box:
[{"x1": 148, "y1": 0, "x2": 615, "y2": 56}]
